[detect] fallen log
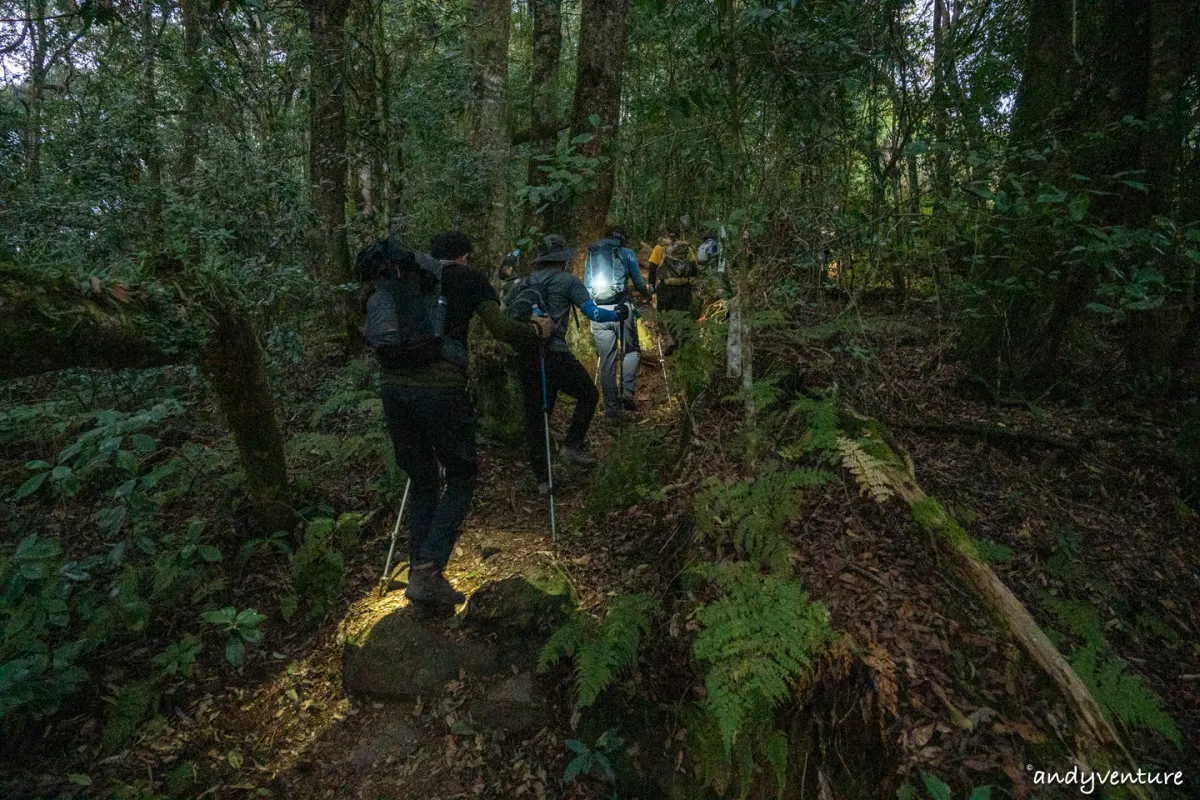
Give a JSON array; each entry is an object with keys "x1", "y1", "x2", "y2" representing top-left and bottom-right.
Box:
[{"x1": 844, "y1": 414, "x2": 1148, "y2": 796}]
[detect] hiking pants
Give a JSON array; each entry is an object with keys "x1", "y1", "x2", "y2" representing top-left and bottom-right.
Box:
[
  {"x1": 380, "y1": 384, "x2": 477, "y2": 571},
  {"x1": 590, "y1": 310, "x2": 641, "y2": 416},
  {"x1": 515, "y1": 349, "x2": 598, "y2": 483}
]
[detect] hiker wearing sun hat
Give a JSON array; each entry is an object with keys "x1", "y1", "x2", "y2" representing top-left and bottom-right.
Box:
[{"x1": 503, "y1": 234, "x2": 624, "y2": 492}]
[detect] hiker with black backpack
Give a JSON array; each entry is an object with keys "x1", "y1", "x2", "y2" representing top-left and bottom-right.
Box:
[
  {"x1": 503, "y1": 234, "x2": 624, "y2": 495},
  {"x1": 648, "y1": 225, "x2": 699, "y2": 355},
  {"x1": 583, "y1": 227, "x2": 653, "y2": 420},
  {"x1": 360, "y1": 233, "x2": 551, "y2": 611}
]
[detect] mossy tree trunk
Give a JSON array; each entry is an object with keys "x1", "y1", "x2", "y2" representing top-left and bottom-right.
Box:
[
  {"x1": 568, "y1": 0, "x2": 630, "y2": 246},
  {"x1": 464, "y1": 0, "x2": 513, "y2": 265},
  {"x1": 0, "y1": 267, "x2": 294, "y2": 534},
  {"x1": 305, "y1": 0, "x2": 353, "y2": 294},
  {"x1": 198, "y1": 305, "x2": 294, "y2": 533},
  {"x1": 523, "y1": 0, "x2": 563, "y2": 242}
]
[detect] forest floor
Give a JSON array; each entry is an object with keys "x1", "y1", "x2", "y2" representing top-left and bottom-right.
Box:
[{"x1": 2, "y1": 299, "x2": 1198, "y2": 799}]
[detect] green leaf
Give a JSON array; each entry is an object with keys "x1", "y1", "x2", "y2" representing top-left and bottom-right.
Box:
[
  {"x1": 967, "y1": 786, "x2": 993, "y2": 800},
  {"x1": 920, "y1": 771, "x2": 952, "y2": 800},
  {"x1": 25, "y1": 460, "x2": 52, "y2": 470},
  {"x1": 15, "y1": 470, "x2": 50, "y2": 500},
  {"x1": 198, "y1": 545, "x2": 223, "y2": 563},
  {"x1": 129, "y1": 434, "x2": 157, "y2": 455},
  {"x1": 588, "y1": 113, "x2": 601, "y2": 128},
  {"x1": 1087, "y1": 303, "x2": 1115, "y2": 314},
  {"x1": 116, "y1": 449, "x2": 139, "y2": 474},
  {"x1": 68, "y1": 774, "x2": 92, "y2": 787},
  {"x1": 203, "y1": 606, "x2": 237, "y2": 626},
  {"x1": 235, "y1": 609, "x2": 268, "y2": 628},
  {"x1": 226, "y1": 636, "x2": 246, "y2": 667},
  {"x1": 51, "y1": 465, "x2": 72, "y2": 481},
  {"x1": 896, "y1": 784, "x2": 918, "y2": 800}
]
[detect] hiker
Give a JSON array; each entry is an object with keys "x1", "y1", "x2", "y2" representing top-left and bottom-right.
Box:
[
  {"x1": 583, "y1": 227, "x2": 653, "y2": 419},
  {"x1": 504, "y1": 234, "x2": 624, "y2": 494},
  {"x1": 360, "y1": 232, "x2": 551, "y2": 609},
  {"x1": 648, "y1": 226, "x2": 699, "y2": 354}
]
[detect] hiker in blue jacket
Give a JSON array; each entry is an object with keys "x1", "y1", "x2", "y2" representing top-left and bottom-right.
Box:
[
  {"x1": 506, "y1": 235, "x2": 624, "y2": 494},
  {"x1": 584, "y1": 227, "x2": 653, "y2": 419}
]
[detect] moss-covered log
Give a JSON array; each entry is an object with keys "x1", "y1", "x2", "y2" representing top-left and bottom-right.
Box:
[
  {"x1": 848, "y1": 416, "x2": 1147, "y2": 794},
  {"x1": 0, "y1": 267, "x2": 204, "y2": 380}
]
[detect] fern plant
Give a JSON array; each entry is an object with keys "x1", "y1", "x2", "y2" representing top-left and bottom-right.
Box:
[
  {"x1": 1040, "y1": 593, "x2": 1180, "y2": 744},
  {"x1": 538, "y1": 594, "x2": 655, "y2": 709},
  {"x1": 691, "y1": 563, "x2": 834, "y2": 752},
  {"x1": 694, "y1": 468, "x2": 832, "y2": 575},
  {"x1": 290, "y1": 517, "x2": 346, "y2": 623},
  {"x1": 780, "y1": 394, "x2": 841, "y2": 461},
  {"x1": 584, "y1": 428, "x2": 667, "y2": 518}
]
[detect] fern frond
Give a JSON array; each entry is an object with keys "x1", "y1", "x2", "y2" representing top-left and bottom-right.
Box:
[
  {"x1": 789, "y1": 395, "x2": 841, "y2": 456},
  {"x1": 837, "y1": 437, "x2": 894, "y2": 504},
  {"x1": 693, "y1": 564, "x2": 833, "y2": 751},
  {"x1": 537, "y1": 594, "x2": 655, "y2": 709},
  {"x1": 694, "y1": 468, "x2": 829, "y2": 575}
]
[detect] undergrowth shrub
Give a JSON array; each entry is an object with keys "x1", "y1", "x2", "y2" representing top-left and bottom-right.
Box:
[
  {"x1": 538, "y1": 593, "x2": 656, "y2": 709},
  {"x1": 289, "y1": 517, "x2": 348, "y2": 623},
  {"x1": 584, "y1": 427, "x2": 667, "y2": 518}
]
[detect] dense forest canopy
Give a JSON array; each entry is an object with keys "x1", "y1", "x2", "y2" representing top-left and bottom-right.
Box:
[{"x1": 1, "y1": 0, "x2": 1199, "y2": 798}]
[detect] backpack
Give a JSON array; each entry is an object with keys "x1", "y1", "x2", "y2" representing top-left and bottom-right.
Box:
[
  {"x1": 504, "y1": 269, "x2": 566, "y2": 344},
  {"x1": 364, "y1": 253, "x2": 467, "y2": 371},
  {"x1": 583, "y1": 239, "x2": 628, "y2": 304},
  {"x1": 661, "y1": 240, "x2": 697, "y2": 280}
]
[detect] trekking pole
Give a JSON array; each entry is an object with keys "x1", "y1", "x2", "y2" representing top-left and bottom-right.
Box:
[
  {"x1": 540, "y1": 342, "x2": 557, "y2": 544},
  {"x1": 615, "y1": 300, "x2": 625, "y2": 408},
  {"x1": 380, "y1": 477, "x2": 411, "y2": 588}
]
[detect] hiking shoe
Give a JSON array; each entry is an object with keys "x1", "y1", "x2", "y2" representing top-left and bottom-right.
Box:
[
  {"x1": 406, "y1": 563, "x2": 465, "y2": 607},
  {"x1": 620, "y1": 396, "x2": 641, "y2": 414},
  {"x1": 559, "y1": 444, "x2": 597, "y2": 467}
]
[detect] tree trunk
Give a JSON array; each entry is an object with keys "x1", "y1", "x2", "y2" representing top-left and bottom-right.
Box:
[
  {"x1": 568, "y1": 0, "x2": 630, "y2": 246},
  {"x1": 25, "y1": 0, "x2": 48, "y2": 185},
  {"x1": 306, "y1": 0, "x2": 353, "y2": 290},
  {"x1": 465, "y1": 0, "x2": 513, "y2": 264},
  {"x1": 931, "y1": 0, "x2": 951, "y2": 210},
  {"x1": 523, "y1": 0, "x2": 563, "y2": 241},
  {"x1": 198, "y1": 306, "x2": 294, "y2": 534},
  {"x1": 140, "y1": 0, "x2": 162, "y2": 242}
]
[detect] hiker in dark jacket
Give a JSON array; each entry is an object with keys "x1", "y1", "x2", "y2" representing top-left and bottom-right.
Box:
[
  {"x1": 364, "y1": 232, "x2": 550, "y2": 609},
  {"x1": 584, "y1": 226, "x2": 653, "y2": 419},
  {"x1": 507, "y1": 234, "x2": 623, "y2": 494}
]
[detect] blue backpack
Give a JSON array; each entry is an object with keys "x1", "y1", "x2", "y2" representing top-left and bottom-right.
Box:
[{"x1": 583, "y1": 239, "x2": 628, "y2": 305}]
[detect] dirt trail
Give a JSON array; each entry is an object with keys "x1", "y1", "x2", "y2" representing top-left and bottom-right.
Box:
[{"x1": 119, "y1": 348, "x2": 677, "y2": 800}]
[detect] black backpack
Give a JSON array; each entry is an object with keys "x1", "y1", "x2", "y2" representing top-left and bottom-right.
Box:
[{"x1": 364, "y1": 253, "x2": 467, "y2": 371}]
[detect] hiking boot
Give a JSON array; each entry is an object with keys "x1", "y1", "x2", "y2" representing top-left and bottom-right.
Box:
[
  {"x1": 559, "y1": 443, "x2": 597, "y2": 467},
  {"x1": 406, "y1": 562, "x2": 465, "y2": 607},
  {"x1": 620, "y1": 396, "x2": 641, "y2": 414}
]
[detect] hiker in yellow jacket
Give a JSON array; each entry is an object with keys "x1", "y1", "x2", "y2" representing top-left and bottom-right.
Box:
[{"x1": 647, "y1": 229, "x2": 698, "y2": 355}]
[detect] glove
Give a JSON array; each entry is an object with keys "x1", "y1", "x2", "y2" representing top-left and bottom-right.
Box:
[
  {"x1": 615, "y1": 303, "x2": 630, "y2": 322},
  {"x1": 530, "y1": 315, "x2": 552, "y2": 338}
]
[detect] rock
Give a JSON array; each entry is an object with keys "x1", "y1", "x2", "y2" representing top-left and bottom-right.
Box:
[
  {"x1": 348, "y1": 717, "x2": 419, "y2": 769},
  {"x1": 343, "y1": 608, "x2": 498, "y2": 699},
  {"x1": 479, "y1": 543, "x2": 502, "y2": 560},
  {"x1": 464, "y1": 576, "x2": 571, "y2": 635},
  {"x1": 471, "y1": 672, "x2": 549, "y2": 732}
]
